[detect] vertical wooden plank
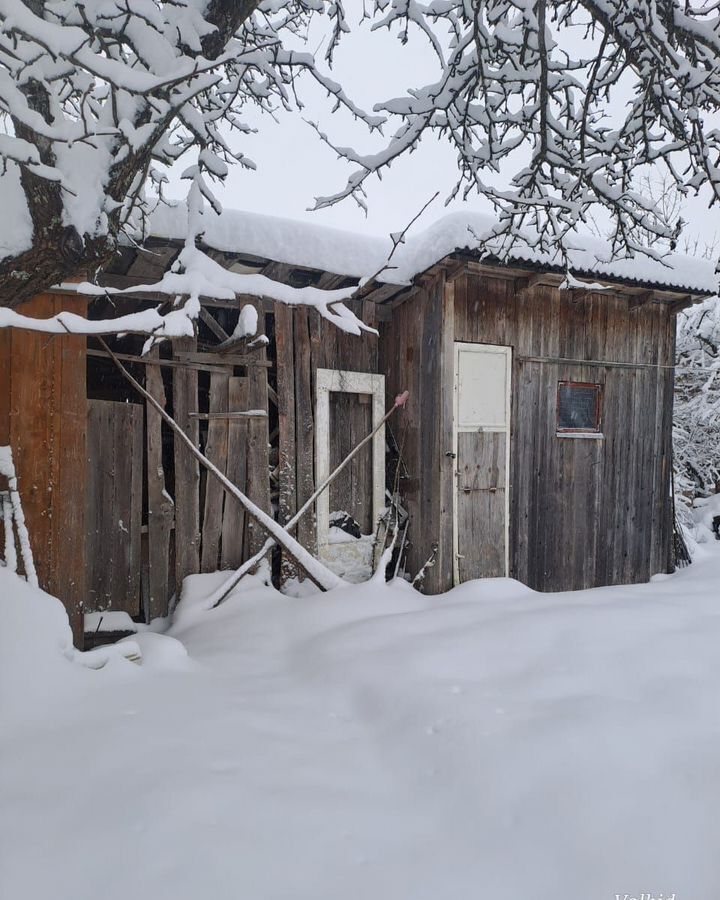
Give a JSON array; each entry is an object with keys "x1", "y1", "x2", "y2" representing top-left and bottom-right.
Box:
[
  {"x1": 85, "y1": 399, "x2": 143, "y2": 616},
  {"x1": 200, "y1": 371, "x2": 230, "y2": 571},
  {"x1": 173, "y1": 337, "x2": 201, "y2": 591},
  {"x1": 145, "y1": 351, "x2": 174, "y2": 620},
  {"x1": 275, "y1": 303, "x2": 298, "y2": 581},
  {"x1": 7, "y1": 295, "x2": 86, "y2": 645},
  {"x1": 220, "y1": 376, "x2": 248, "y2": 569},
  {"x1": 438, "y1": 272, "x2": 455, "y2": 589},
  {"x1": 456, "y1": 432, "x2": 507, "y2": 580},
  {"x1": 294, "y1": 307, "x2": 316, "y2": 556},
  {"x1": 52, "y1": 294, "x2": 87, "y2": 642},
  {"x1": 244, "y1": 306, "x2": 272, "y2": 558},
  {"x1": 128, "y1": 404, "x2": 143, "y2": 609},
  {"x1": 0, "y1": 330, "x2": 10, "y2": 446}
]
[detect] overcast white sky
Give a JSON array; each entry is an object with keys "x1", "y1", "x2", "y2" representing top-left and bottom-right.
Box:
[{"x1": 164, "y1": 6, "x2": 720, "y2": 252}]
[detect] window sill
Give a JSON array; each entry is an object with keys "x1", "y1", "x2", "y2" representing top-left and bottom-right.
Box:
[{"x1": 556, "y1": 432, "x2": 605, "y2": 440}]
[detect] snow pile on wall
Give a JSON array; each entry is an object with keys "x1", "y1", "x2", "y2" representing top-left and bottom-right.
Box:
[{"x1": 147, "y1": 203, "x2": 719, "y2": 294}]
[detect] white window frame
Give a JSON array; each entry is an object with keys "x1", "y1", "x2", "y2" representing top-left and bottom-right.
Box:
[
  {"x1": 315, "y1": 369, "x2": 386, "y2": 550},
  {"x1": 452, "y1": 343, "x2": 512, "y2": 584}
]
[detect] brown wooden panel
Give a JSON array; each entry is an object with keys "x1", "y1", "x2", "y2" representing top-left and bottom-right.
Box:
[
  {"x1": 456, "y1": 431, "x2": 506, "y2": 581},
  {"x1": 244, "y1": 305, "x2": 271, "y2": 557},
  {"x1": 0, "y1": 330, "x2": 10, "y2": 445},
  {"x1": 200, "y1": 371, "x2": 230, "y2": 571},
  {"x1": 146, "y1": 352, "x2": 174, "y2": 619},
  {"x1": 220, "y1": 376, "x2": 248, "y2": 569},
  {"x1": 275, "y1": 304, "x2": 298, "y2": 581},
  {"x1": 451, "y1": 271, "x2": 676, "y2": 592},
  {"x1": 7, "y1": 294, "x2": 86, "y2": 644},
  {"x1": 85, "y1": 399, "x2": 143, "y2": 615},
  {"x1": 379, "y1": 272, "x2": 446, "y2": 591},
  {"x1": 294, "y1": 307, "x2": 316, "y2": 555},
  {"x1": 173, "y1": 336, "x2": 200, "y2": 589},
  {"x1": 53, "y1": 294, "x2": 88, "y2": 639}
]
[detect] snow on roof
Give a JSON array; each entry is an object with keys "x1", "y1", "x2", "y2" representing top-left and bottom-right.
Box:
[{"x1": 148, "y1": 204, "x2": 718, "y2": 296}]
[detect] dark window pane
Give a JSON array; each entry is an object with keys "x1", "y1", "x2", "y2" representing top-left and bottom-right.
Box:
[{"x1": 557, "y1": 382, "x2": 601, "y2": 432}]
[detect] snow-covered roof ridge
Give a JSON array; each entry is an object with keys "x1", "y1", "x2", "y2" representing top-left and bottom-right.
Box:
[
  {"x1": 148, "y1": 203, "x2": 390, "y2": 283},
  {"x1": 147, "y1": 204, "x2": 719, "y2": 296}
]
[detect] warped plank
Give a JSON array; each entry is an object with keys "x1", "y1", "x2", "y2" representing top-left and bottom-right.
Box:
[
  {"x1": 173, "y1": 336, "x2": 201, "y2": 590},
  {"x1": 201, "y1": 371, "x2": 230, "y2": 571},
  {"x1": 220, "y1": 377, "x2": 248, "y2": 569},
  {"x1": 145, "y1": 350, "x2": 174, "y2": 619}
]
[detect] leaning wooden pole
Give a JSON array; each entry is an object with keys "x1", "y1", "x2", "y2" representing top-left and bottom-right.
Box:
[
  {"x1": 98, "y1": 338, "x2": 343, "y2": 592},
  {"x1": 205, "y1": 390, "x2": 410, "y2": 609}
]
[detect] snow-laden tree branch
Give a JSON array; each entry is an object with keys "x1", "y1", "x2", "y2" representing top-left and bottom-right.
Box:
[
  {"x1": 0, "y1": 0, "x2": 380, "y2": 314},
  {"x1": 316, "y1": 0, "x2": 720, "y2": 267},
  {"x1": 5, "y1": 0, "x2": 720, "y2": 328}
]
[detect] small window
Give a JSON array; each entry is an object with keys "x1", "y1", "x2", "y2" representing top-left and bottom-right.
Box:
[{"x1": 557, "y1": 382, "x2": 602, "y2": 435}]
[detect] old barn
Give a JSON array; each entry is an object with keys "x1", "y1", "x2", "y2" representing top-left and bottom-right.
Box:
[{"x1": 0, "y1": 209, "x2": 715, "y2": 646}]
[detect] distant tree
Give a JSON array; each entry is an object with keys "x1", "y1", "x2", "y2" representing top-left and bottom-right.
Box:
[
  {"x1": 2, "y1": 0, "x2": 720, "y2": 330},
  {"x1": 675, "y1": 299, "x2": 720, "y2": 502}
]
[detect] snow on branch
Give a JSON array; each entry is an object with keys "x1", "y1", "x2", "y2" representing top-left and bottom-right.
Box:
[
  {"x1": 0, "y1": 0, "x2": 378, "y2": 307},
  {"x1": 4, "y1": 0, "x2": 720, "y2": 312},
  {"x1": 314, "y1": 0, "x2": 720, "y2": 266}
]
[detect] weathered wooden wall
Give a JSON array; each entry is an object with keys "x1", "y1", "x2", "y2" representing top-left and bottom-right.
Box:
[
  {"x1": 381, "y1": 268, "x2": 676, "y2": 593},
  {"x1": 454, "y1": 272, "x2": 675, "y2": 591},
  {"x1": 0, "y1": 293, "x2": 87, "y2": 644},
  {"x1": 274, "y1": 300, "x2": 380, "y2": 563},
  {"x1": 85, "y1": 399, "x2": 143, "y2": 614},
  {"x1": 379, "y1": 272, "x2": 454, "y2": 593}
]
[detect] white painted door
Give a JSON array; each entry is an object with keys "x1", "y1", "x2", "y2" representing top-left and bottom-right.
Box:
[{"x1": 453, "y1": 343, "x2": 511, "y2": 584}]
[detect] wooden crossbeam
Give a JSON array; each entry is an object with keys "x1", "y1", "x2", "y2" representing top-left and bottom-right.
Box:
[{"x1": 628, "y1": 290, "x2": 655, "y2": 311}]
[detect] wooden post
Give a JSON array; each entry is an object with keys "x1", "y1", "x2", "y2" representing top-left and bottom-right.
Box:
[
  {"x1": 220, "y1": 376, "x2": 248, "y2": 569},
  {"x1": 145, "y1": 348, "x2": 174, "y2": 619},
  {"x1": 173, "y1": 336, "x2": 201, "y2": 591},
  {"x1": 294, "y1": 307, "x2": 316, "y2": 556},
  {"x1": 244, "y1": 304, "x2": 272, "y2": 558},
  {"x1": 201, "y1": 371, "x2": 230, "y2": 571},
  {"x1": 274, "y1": 304, "x2": 298, "y2": 582}
]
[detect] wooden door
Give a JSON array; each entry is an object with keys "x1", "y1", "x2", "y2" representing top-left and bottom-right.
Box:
[
  {"x1": 85, "y1": 399, "x2": 143, "y2": 615},
  {"x1": 453, "y1": 343, "x2": 511, "y2": 583}
]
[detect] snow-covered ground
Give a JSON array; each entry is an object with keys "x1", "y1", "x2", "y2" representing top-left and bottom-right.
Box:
[{"x1": 2, "y1": 520, "x2": 720, "y2": 900}]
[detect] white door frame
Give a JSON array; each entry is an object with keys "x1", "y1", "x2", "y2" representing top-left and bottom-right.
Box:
[
  {"x1": 315, "y1": 368, "x2": 386, "y2": 552},
  {"x1": 452, "y1": 342, "x2": 512, "y2": 585}
]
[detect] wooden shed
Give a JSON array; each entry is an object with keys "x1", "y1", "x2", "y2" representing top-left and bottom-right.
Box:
[{"x1": 1, "y1": 209, "x2": 715, "y2": 646}]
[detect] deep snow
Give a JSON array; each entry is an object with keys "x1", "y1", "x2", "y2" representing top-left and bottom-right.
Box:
[{"x1": 2, "y1": 539, "x2": 720, "y2": 900}]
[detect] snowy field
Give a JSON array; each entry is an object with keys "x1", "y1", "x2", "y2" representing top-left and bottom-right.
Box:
[{"x1": 2, "y1": 516, "x2": 720, "y2": 900}]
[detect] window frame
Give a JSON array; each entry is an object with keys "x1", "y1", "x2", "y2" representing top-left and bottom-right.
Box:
[{"x1": 556, "y1": 380, "x2": 604, "y2": 437}]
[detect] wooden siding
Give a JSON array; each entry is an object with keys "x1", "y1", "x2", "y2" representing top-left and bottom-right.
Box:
[
  {"x1": 0, "y1": 293, "x2": 87, "y2": 644},
  {"x1": 379, "y1": 273, "x2": 454, "y2": 593},
  {"x1": 85, "y1": 399, "x2": 143, "y2": 615},
  {"x1": 453, "y1": 273, "x2": 676, "y2": 592},
  {"x1": 275, "y1": 301, "x2": 380, "y2": 565},
  {"x1": 381, "y1": 269, "x2": 676, "y2": 593}
]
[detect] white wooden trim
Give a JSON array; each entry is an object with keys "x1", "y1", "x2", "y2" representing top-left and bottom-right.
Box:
[
  {"x1": 452, "y1": 343, "x2": 512, "y2": 584},
  {"x1": 315, "y1": 369, "x2": 386, "y2": 549}
]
